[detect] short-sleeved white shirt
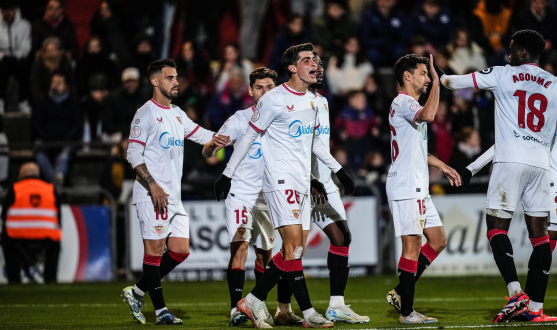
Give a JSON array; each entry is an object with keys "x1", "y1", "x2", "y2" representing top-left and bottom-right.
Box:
[
  {"x1": 310, "y1": 92, "x2": 337, "y2": 193},
  {"x1": 472, "y1": 64, "x2": 557, "y2": 170},
  {"x1": 249, "y1": 83, "x2": 319, "y2": 194},
  {"x1": 217, "y1": 106, "x2": 264, "y2": 196},
  {"x1": 386, "y1": 92, "x2": 429, "y2": 201},
  {"x1": 129, "y1": 99, "x2": 213, "y2": 204}
]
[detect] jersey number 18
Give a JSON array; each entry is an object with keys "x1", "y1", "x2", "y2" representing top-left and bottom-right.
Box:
[{"x1": 513, "y1": 90, "x2": 547, "y2": 132}]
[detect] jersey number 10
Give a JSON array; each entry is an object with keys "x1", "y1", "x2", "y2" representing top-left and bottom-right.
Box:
[{"x1": 513, "y1": 90, "x2": 547, "y2": 132}]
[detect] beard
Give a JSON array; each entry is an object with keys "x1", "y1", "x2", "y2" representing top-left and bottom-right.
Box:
[{"x1": 160, "y1": 86, "x2": 178, "y2": 100}]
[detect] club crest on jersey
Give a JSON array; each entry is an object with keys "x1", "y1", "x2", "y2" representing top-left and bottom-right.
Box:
[
  {"x1": 310, "y1": 101, "x2": 316, "y2": 111},
  {"x1": 130, "y1": 126, "x2": 141, "y2": 138},
  {"x1": 419, "y1": 219, "x2": 425, "y2": 230},
  {"x1": 287, "y1": 104, "x2": 294, "y2": 112},
  {"x1": 157, "y1": 117, "x2": 163, "y2": 123},
  {"x1": 155, "y1": 226, "x2": 164, "y2": 235},
  {"x1": 258, "y1": 102, "x2": 263, "y2": 108},
  {"x1": 237, "y1": 227, "x2": 246, "y2": 237},
  {"x1": 410, "y1": 104, "x2": 421, "y2": 112},
  {"x1": 292, "y1": 209, "x2": 300, "y2": 219},
  {"x1": 324, "y1": 104, "x2": 328, "y2": 112},
  {"x1": 217, "y1": 125, "x2": 226, "y2": 135},
  {"x1": 176, "y1": 116, "x2": 182, "y2": 124},
  {"x1": 251, "y1": 109, "x2": 260, "y2": 122}
]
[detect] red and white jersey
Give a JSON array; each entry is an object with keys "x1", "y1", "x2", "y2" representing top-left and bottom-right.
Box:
[
  {"x1": 310, "y1": 92, "x2": 337, "y2": 193},
  {"x1": 386, "y1": 92, "x2": 429, "y2": 201},
  {"x1": 250, "y1": 84, "x2": 319, "y2": 194},
  {"x1": 472, "y1": 64, "x2": 557, "y2": 170},
  {"x1": 129, "y1": 99, "x2": 214, "y2": 204},
  {"x1": 218, "y1": 106, "x2": 264, "y2": 196}
]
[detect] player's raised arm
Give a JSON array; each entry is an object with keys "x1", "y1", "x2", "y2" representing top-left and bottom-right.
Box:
[
  {"x1": 427, "y1": 153, "x2": 461, "y2": 187},
  {"x1": 415, "y1": 54, "x2": 440, "y2": 123}
]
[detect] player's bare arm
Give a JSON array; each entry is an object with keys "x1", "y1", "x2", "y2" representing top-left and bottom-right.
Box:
[
  {"x1": 416, "y1": 55, "x2": 440, "y2": 123},
  {"x1": 134, "y1": 163, "x2": 169, "y2": 214},
  {"x1": 427, "y1": 153, "x2": 461, "y2": 187},
  {"x1": 202, "y1": 135, "x2": 231, "y2": 158}
]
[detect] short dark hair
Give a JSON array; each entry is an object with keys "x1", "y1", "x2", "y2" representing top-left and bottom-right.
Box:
[
  {"x1": 512, "y1": 29, "x2": 545, "y2": 59},
  {"x1": 51, "y1": 69, "x2": 68, "y2": 84},
  {"x1": 249, "y1": 67, "x2": 278, "y2": 87},
  {"x1": 282, "y1": 43, "x2": 315, "y2": 77},
  {"x1": 147, "y1": 59, "x2": 177, "y2": 80},
  {"x1": 394, "y1": 54, "x2": 429, "y2": 86}
]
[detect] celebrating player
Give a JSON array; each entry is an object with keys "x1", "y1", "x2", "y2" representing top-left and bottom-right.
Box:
[
  {"x1": 439, "y1": 29, "x2": 557, "y2": 322},
  {"x1": 305, "y1": 53, "x2": 369, "y2": 324},
  {"x1": 121, "y1": 59, "x2": 230, "y2": 325},
  {"x1": 385, "y1": 54, "x2": 460, "y2": 324},
  {"x1": 202, "y1": 67, "x2": 280, "y2": 326},
  {"x1": 214, "y1": 43, "x2": 355, "y2": 329}
]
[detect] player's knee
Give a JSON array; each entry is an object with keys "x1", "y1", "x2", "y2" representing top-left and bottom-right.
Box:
[
  {"x1": 432, "y1": 237, "x2": 447, "y2": 252},
  {"x1": 486, "y1": 208, "x2": 513, "y2": 219}
]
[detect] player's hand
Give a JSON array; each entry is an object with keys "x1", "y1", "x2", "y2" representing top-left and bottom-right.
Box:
[
  {"x1": 214, "y1": 174, "x2": 232, "y2": 201},
  {"x1": 335, "y1": 168, "x2": 356, "y2": 195},
  {"x1": 149, "y1": 182, "x2": 169, "y2": 215},
  {"x1": 440, "y1": 164, "x2": 461, "y2": 187},
  {"x1": 310, "y1": 179, "x2": 328, "y2": 205},
  {"x1": 212, "y1": 134, "x2": 231, "y2": 152},
  {"x1": 461, "y1": 168, "x2": 472, "y2": 186},
  {"x1": 429, "y1": 54, "x2": 440, "y2": 83}
]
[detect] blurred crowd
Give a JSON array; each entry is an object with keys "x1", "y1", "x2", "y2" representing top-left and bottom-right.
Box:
[{"x1": 0, "y1": 0, "x2": 555, "y2": 200}]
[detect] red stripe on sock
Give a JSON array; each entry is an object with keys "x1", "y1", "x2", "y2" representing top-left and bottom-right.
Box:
[
  {"x1": 420, "y1": 243, "x2": 438, "y2": 263},
  {"x1": 398, "y1": 257, "x2": 418, "y2": 273},
  {"x1": 143, "y1": 254, "x2": 161, "y2": 266},
  {"x1": 168, "y1": 251, "x2": 189, "y2": 263},
  {"x1": 284, "y1": 259, "x2": 303, "y2": 272},
  {"x1": 530, "y1": 235, "x2": 550, "y2": 247},
  {"x1": 487, "y1": 229, "x2": 508, "y2": 241},
  {"x1": 551, "y1": 240, "x2": 556, "y2": 252},
  {"x1": 272, "y1": 252, "x2": 286, "y2": 271},
  {"x1": 254, "y1": 261, "x2": 265, "y2": 273},
  {"x1": 329, "y1": 244, "x2": 349, "y2": 257}
]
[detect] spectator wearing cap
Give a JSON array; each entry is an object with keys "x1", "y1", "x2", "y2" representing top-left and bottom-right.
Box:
[
  {"x1": 410, "y1": 0, "x2": 453, "y2": 49},
  {"x1": 360, "y1": 0, "x2": 408, "y2": 69},
  {"x1": 102, "y1": 67, "x2": 149, "y2": 142},
  {"x1": 312, "y1": 0, "x2": 359, "y2": 61},
  {"x1": 33, "y1": 71, "x2": 82, "y2": 186},
  {"x1": 0, "y1": 0, "x2": 32, "y2": 113},
  {"x1": 31, "y1": 0, "x2": 78, "y2": 59}
]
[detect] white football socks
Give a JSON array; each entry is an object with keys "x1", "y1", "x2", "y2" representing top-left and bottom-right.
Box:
[
  {"x1": 246, "y1": 293, "x2": 261, "y2": 307},
  {"x1": 302, "y1": 307, "x2": 316, "y2": 319},
  {"x1": 155, "y1": 307, "x2": 168, "y2": 316},
  {"x1": 134, "y1": 285, "x2": 145, "y2": 296},
  {"x1": 231, "y1": 307, "x2": 237, "y2": 315},
  {"x1": 507, "y1": 281, "x2": 521, "y2": 297},
  {"x1": 529, "y1": 301, "x2": 543, "y2": 312},
  {"x1": 329, "y1": 296, "x2": 345, "y2": 308}
]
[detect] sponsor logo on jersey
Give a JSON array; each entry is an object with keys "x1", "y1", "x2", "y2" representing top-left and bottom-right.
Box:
[
  {"x1": 155, "y1": 225, "x2": 163, "y2": 235},
  {"x1": 217, "y1": 125, "x2": 226, "y2": 135},
  {"x1": 420, "y1": 122, "x2": 427, "y2": 140},
  {"x1": 157, "y1": 117, "x2": 163, "y2": 123},
  {"x1": 287, "y1": 104, "x2": 295, "y2": 112},
  {"x1": 251, "y1": 109, "x2": 260, "y2": 122},
  {"x1": 289, "y1": 120, "x2": 314, "y2": 138},
  {"x1": 513, "y1": 130, "x2": 550, "y2": 147},
  {"x1": 159, "y1": 132, "x2": 184, "y2": 149},
  {"x1": 248, "y1": 142, "x2": 262, "y2": 159},
  {"x1": 316, "y1": 125, "x2": 330, "y2": 136},
  {"x1": 131, "y1": 126, "x2": 141, "y2": 138},
  {"x1": 310, "y1": 101, "x2": 316, "y2": 111},
  {"x1": 292, "y1": 209, "x2": 300, "y2": 219},
  {"x1": 176, "y1": 116, "x2": 182, "y2": 124}
]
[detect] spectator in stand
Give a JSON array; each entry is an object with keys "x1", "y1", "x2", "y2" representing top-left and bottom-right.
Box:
[
  {"x1": 175, "y1": 41, "x2": 215, "y2": 101},
  {"x1": 434, "y1": 49, "x2": 455, "y2": 102},
  {"x1": 511, "y1": 0, "x2": 556, "y2": 59},
  {"x1": 312, "y1": 0, "x2": 359, "y2": 61},
  {"x1": 31, "y1": 0, "x2": 78, "y2": 59},
  {"x1": 268, "y1": 14, "x2": 311, "y2": 82},
  {"x1": 408, "y1": 35, "x2": 430, "y2": 57},
  {"x1": 410, "y1": 0, "x2": 453, "y2": 49},
  {"x1": 205, "y1": 68, "x2": 251, "y2": 130},
  {"x1": 449, "y1": 127, "x2": 483, "y2": 175},
  {"x1": 30, "y1": 37, "x2": 74, "y2": 105},
  {"x1": 335, "y1": 90, "x2": 379, "y2": 170},
  {"x1": 360, "y1": 0, "x2": 408, "y2": 69},
  {"x1": 473, "y1": 0, "x2": 512, "y2": 53},
  {"x1": 0, "y1": 1, "x2": 32, "y2": 113},
  {"x1": 129, "y1": 35, "x2": 157, "y2": 85},
  {"x1": 447, "y1": 28, "x2": 488, "y2": 75},
  {"x1": 326, "y1": 36, "x2": 374, "y2": 96},
  {"x1": 102, "y1": 67, "x2": 148, "y2": 143},
  {"x1": 212, "y1": 43, "x2": 253, "y2": 93},
  {"x1": 33, "y1": 71, "x2": 82, "y2": 186},
  {"x1": 81, "y1": 75, "x2": 109, "y2": 142},
  {"x1": 75, "y1": 36, "x2": 117, "y2": 98},
  {"x1": 89, "y1": 0, "x2": 130, "y2": 66},
  {"x1": 429, "y1": 100, "x2": 453, "y2": 164},
  {"x1": 0, "y1": 114, "x2": 8, "y2": 188}
]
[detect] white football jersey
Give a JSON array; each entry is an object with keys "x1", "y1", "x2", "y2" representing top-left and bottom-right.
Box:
[
  {"x1": 250, "y1": 83, "x2": 319, "y2": 194},
  {"x1": 386, "y1": 92, "x2": 429, "y2": 201},
  {"x1": 472, "y1": 64, "x2": 557, "y2": 170},
  {"x1": 217, "y1": 106, "x2": 264, "y2": 196},
  {"x1": 129, "y1": 99, "x2": 214, "y2": 204},
  {"x1": 310, "y1": 92, "x2": 337, "y2": 193},
  {"x1": 551, "y1": 139, "x2": 557, "y2": 184}
]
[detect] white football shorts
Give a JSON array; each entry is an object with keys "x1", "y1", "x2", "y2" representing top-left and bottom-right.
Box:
[
  {"x1": 389, "y1": 195, "x2": 442, "y2": 237},
  {"x1": 225, "y1": 193, "x2": 276, "y2": 250},
  {"x1": 136, "y1": 201, "x2": 189, "y2": 240},
  {"x1": 264, "y1": 189, "x2": 311, "y2": 230},
  {"x1": 312, "y1": 191, "x2": 347, "y2": 230},
  {"x1": 549, "y1": 185, "x2": 557, "y2": 231},
  {"x1": 486, "y1": 163, "x2": 550, "y2": 213}
]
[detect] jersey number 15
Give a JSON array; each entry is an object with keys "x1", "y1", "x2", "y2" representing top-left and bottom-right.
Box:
[{"x1": 513, "y1": 90, "x2": 547, "y2": 132}]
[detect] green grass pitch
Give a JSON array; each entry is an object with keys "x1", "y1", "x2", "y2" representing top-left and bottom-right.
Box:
[{"x1": 1, "y1": 275, "x2": 557, "y2": 329}]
